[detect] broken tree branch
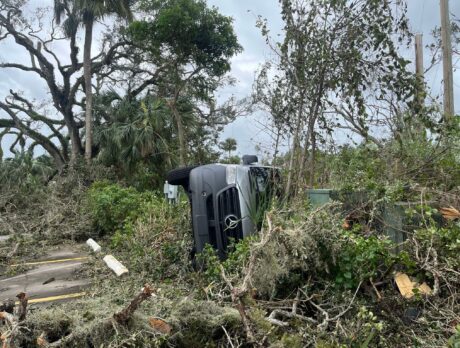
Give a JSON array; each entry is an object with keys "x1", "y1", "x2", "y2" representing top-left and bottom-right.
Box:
[
  {"x1": 113, "y1": 284, "x2": 154, "y2": 324},
  {"x1": 37, "y1": 284, "x2": 156, "y2": 347},
  {"x1": 220, "y1": 213, "x2": 279, "y2": 345},
  {"x1": 16, "y1": 293, "x2": 27, "y2": 322}
]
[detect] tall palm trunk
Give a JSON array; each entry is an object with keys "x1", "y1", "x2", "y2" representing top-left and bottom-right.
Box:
[
  {"x1": 83, "y1": 19, "x2": 94, "y2": 163},
  {"x1": 167, "y1": 99, "x2": 186, "y2": 166},
  {"x1": 175, "y1": 111, "x2": 186, "y2": 166}
]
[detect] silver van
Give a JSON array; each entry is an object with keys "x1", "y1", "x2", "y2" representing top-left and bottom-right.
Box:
[{"x1": 167, "y1": 155, "x2": 279, "y2": 257}]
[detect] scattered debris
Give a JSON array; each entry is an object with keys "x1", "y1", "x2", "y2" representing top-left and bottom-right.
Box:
[
  {"x1": 440, "y1": 206, "x2": 460, "y2": 221},
  {"x1": 113, "y1": 284, "x2": 154, "y2": 324},
  {"x1": 0, "y1": 300, "x2": 14, "y2": 314},
  {"x1": 16, "y1": 292, "x2": 28, "y2": 322},
  {"x1": 149, "y1": 317, "x2": 172, "y2": 334},
  {"x1": 86, "y1": 238, "x2": 102, "y2": 253},
  {"x1": 394, "y1": 272, "x2": 432, "y2": 299},
  {"x1": 7, "y1": 242, "x2": 19, "y2": 259},
  {"x1": 34, "y1": 285, "x2": 155, "y2": 347},
  {"x1": 42, "y1": 277, "x2": 55, "y2": 285},
  {"x1": 103, "y1": 255, "x2": 128, "y2": 276},
  {"x1": 0, "y1": 292, "x2": 28, "y2": 347}
]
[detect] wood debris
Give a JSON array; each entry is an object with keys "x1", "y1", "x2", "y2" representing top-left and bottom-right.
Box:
[
  {"x1": 149, "y1": 318, "x2": 172, "y2": 334},
  {"x1": 113, "y1": 284, "x2": 154, "y2": 324},
  {"x1": 394, "y1": 272, "x2": 432, "y2": 299},
  {"x1": 439, "y1": 206, "x2": 460, "y2": 220},
  {"x1": 36, "y1": 285, "x2": 156, "y2": 347}
]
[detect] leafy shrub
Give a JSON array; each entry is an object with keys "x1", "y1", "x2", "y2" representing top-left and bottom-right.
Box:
[
  {"x1": 329, "y1": 144, "x2": 386, "y2": 192},
  {"x1": 197, "y1": 237, "x2": 253, "y2": 285},
  {"x1": 87, "y1": 180, "x2": 192, "y2": 278},
  {"x1": 109, "y1": 197, "x2": 192, "y2": 279},
  {"x1": 448, "y1": 325, "x2": 460, "y2": 348},
  {"x1": 334, "y1": 227, "x2": 398, "y2": 289},
  {"x1": 86, "y1": 181, "x2": 155, "y2": 236}
]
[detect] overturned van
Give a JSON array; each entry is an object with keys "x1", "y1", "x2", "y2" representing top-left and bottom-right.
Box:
[{"x1": 167, "y1": 155, "x2": 279, "y2": 258}]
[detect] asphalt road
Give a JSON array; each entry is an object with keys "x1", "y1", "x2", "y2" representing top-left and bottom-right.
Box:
[{"x1": 0, "y1": 247, "x2": 90, "y2": 305}]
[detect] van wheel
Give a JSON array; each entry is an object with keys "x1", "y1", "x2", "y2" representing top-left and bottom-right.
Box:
[{"x1": 166, "y1": 165, "x2": 198, "y2": 187}]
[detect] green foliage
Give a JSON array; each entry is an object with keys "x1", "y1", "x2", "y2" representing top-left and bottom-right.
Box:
[
  {"x1": 354, "y1": 306, "x2": 385, "y2": 348},
  {"x1": 220, "y1": 155, "x2": 241, "y2": 164},
  {"x1": 0, "y1": 153, "x2": 55, "y2": 193},
  {"x1": 334, "y1": 226, "x2": 397, "y2": 289},
  {"x1": 0, "y1": 153, "x2": 57, "y2": 210},
  {"x1": 88, "y1": 180, "x2": 192, "y2": 278},
  {"x1": 329, "y1": 144, "x2": 386, "y2": 192},
  {"x1": 109, "y1": 198, "x2": 193, "y2": 279},
  {"x1": 197, "y1": 237, "x2": 253, "y2": 286},
  {"x1": 326, "y1": 127, "x2": 460, "y2": 192},
  {"x1": 410, "y1": 205, "x2": 460, "y2": 270},
  {"x1": 448, "y1": 325, "x2": 460, "y2": 348},
  {"x1": 86, "y1": 181, "x2": 156, "y2": 236},
  {"x1": 132, "y1": 0, "x2": 242, "y2": 77},
  {"x1": 94, "y1": 95, "x2": 172, "y2": 171},
  {"x1": 94, "y1": 94, "x2": 176, "y2": 188},
  {"x1": 219, "y1": 137, "x2": 237, "y2": 158}
]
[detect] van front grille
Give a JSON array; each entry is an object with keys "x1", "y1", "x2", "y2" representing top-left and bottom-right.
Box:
[{"x1": 217, "y1": 186, "x2": 243, "y2": 250}]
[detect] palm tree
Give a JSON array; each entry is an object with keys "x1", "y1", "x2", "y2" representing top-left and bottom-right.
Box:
[
  {"x1": 54, "y1": 0, "x2": 133, "y2": 163},
  {"x1": 219, "y1": 137, "x2": 237, "y2": 158}
]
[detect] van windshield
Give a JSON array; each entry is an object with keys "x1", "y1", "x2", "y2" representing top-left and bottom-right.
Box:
[{"x1": 249, "y1": 167, "x2": 279, "y2": 193}]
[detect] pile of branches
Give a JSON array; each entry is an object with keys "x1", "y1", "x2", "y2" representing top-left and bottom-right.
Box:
[
  {"x1": 0, "y1": 286, "x2": 156, "y2": 347},
  {"x1": 211, "y1": 202, "x2": 460, "y2": 347},
  {"x1": 0, "y1": 165, "x2": 113, "y2": 245}
]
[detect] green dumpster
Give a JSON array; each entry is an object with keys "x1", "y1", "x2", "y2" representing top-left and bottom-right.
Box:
[{"x1": 306, "y1": 189, "x2": 335, "y2": 209}]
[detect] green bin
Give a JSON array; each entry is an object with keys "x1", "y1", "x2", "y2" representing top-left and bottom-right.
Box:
[{"x1": 306, "y1": 189, "x2": 335, "y2": 209}]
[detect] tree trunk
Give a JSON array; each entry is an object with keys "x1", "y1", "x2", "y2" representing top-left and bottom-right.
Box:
[
  {"x1": 308, "y1": 129, "x2": 316, "y2": 187},
  {"x1": 272, "y1": 126, "x2": 281, "y2": 165},
  {"x1": 66, "y1": 107, "x2": 84, "y2": 162},
  {"x1": 171, "y1": 105, "x2": 186, "y2": 166},
  {"x1": 83, "y1": 20, "x2": 94, "y2": 164},
  {"x1": 285, "y1": 92, "x2": 305, "y2": 198},
  {"x1": 285, "y1": 114, "x2": 302, "y2": 199},
  {"x1": 296, "y1": 132, "x2": 310, "y2": 195}
]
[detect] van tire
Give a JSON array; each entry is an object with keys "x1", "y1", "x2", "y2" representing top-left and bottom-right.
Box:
[{"x1": 166, "y1": 166, "x2": 198, "y2": 187}]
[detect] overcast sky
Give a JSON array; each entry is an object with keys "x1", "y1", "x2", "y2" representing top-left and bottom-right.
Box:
[
  {"x1": 207, "y1": 0, "x2": 460, "y2": 157},
  {"x1": 0, "y1": 0, "x2": 459, "y2": 159}
]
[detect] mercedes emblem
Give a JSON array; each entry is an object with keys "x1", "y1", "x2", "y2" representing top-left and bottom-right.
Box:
[{"x1": 224, "y1": 214, "x2": 239, "y2": 230}]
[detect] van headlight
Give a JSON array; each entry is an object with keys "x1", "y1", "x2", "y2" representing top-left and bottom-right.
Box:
[{"x1": 226, "y1": 166, "x2": 237, "y2": 184}]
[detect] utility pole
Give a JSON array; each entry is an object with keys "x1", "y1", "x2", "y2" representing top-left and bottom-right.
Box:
[
  {"x1": 415, "y1": 33, "x2": 424, "y2": 107},
  {"x1": 440, "y1": 0, "x2": 455, "y2": 120}
]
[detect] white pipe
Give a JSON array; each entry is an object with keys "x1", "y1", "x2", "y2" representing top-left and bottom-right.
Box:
[
  {"x1": 103, "y1": 255, "x2": 128, "y2": 276},
  {"x1": 86, "y1": 238, "x2": 102, "y2": 253}
]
